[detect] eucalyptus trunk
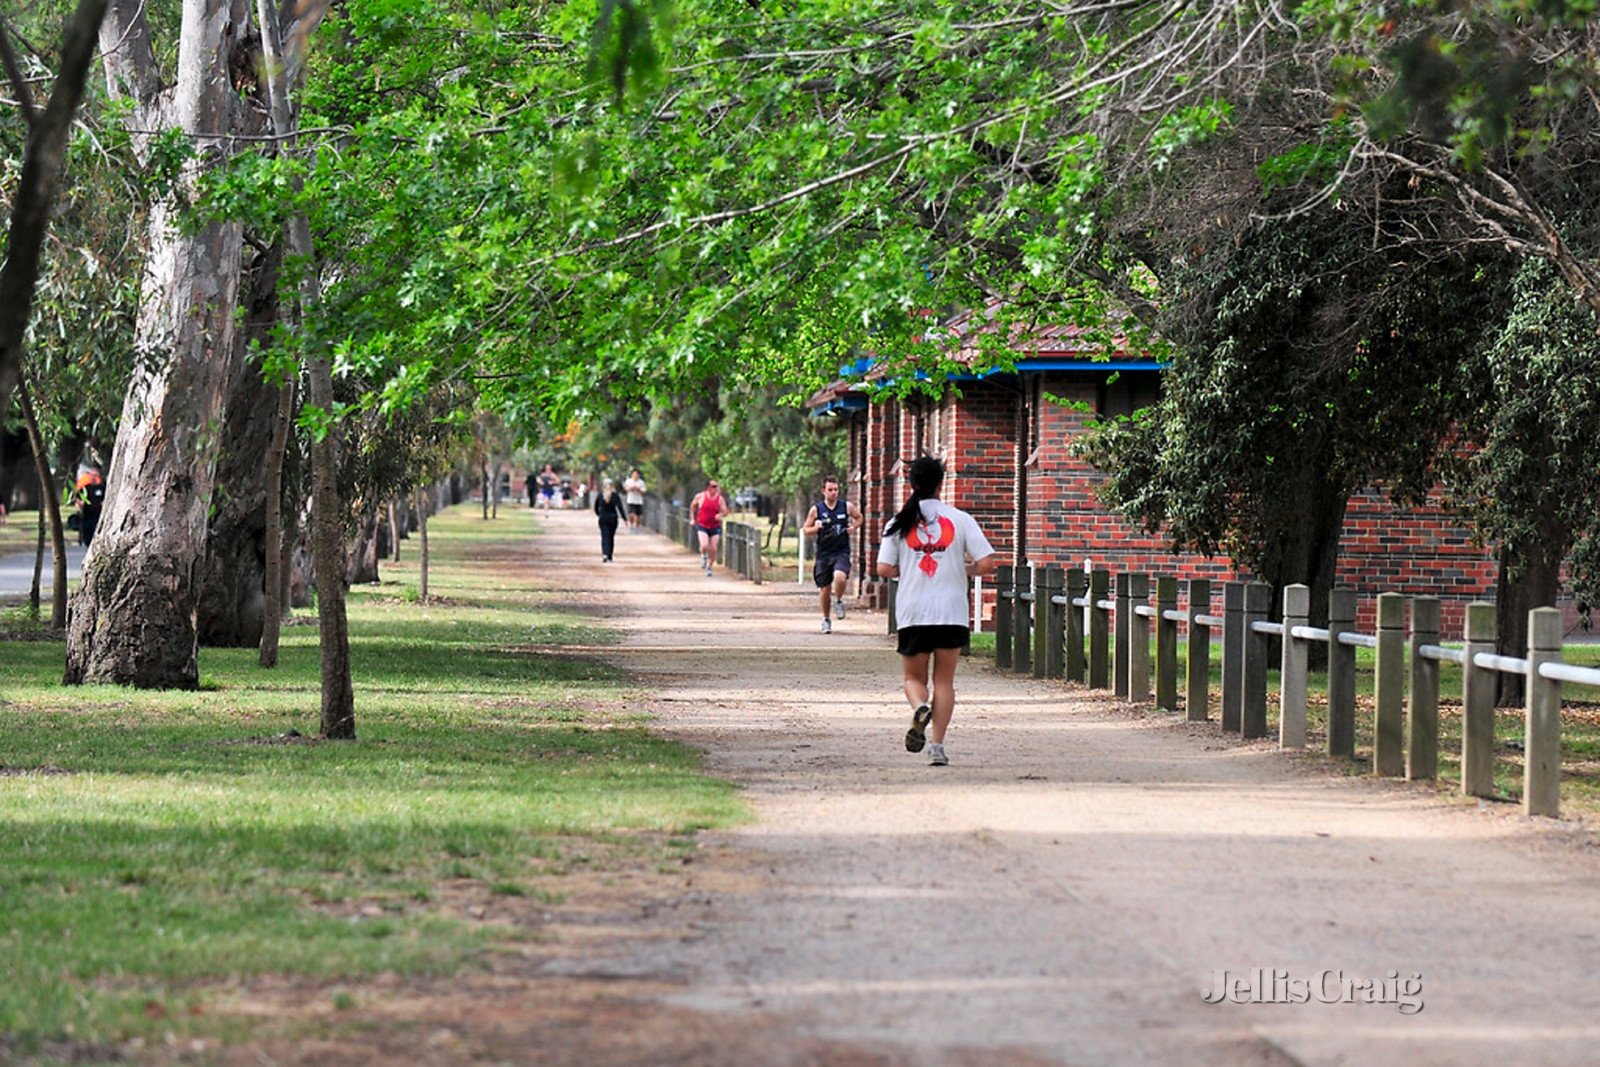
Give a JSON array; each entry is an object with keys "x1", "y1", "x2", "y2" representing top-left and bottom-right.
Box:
[
  {"x1": 258, "y1": 375, "x2": 297, "y2": 667},
  {"x1": 416, "y1": 484, "x2": 430, "y2": 603},
  {"x1": 17, "y1": 381, "x2": 66, "y2": 629},
  {"x1": 30, "y1": 506, "x2": 45, "y2": 618},
  {"x1": 198, "y1": 245, "x2": 282, "y2": 649},
  {"x1": 65, "y1": 0, "x2": 254, "y2": 689}
]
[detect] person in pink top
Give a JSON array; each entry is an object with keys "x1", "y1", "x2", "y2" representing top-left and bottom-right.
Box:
[{"x1": 689, "y1": 478, "x2": 729, "y2": 577}]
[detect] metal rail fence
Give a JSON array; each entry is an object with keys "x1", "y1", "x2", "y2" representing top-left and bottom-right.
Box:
[{"x1": 639, "y1": 495, "x2": 764, "y2": 584}]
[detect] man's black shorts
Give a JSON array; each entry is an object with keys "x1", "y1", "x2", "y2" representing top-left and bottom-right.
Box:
[
  {"x1": 626, "y1": 502, "x2": 643, "y2": 517},
  {"x1": 896, "y1": 625, "x2": 971, "y2": 657},
  {"x1": 813, "y1": 549, "x2": 852, "y2": 588}
]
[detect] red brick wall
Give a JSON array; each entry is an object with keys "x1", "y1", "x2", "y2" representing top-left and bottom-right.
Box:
[{"x1": 845, "y1": 373, "x2": 1523, "y2": 635}]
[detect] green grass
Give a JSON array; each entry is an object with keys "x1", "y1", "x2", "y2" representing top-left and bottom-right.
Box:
[
  {"x1": 973, "y1": 630, "x2": 1600, "y2": 812},
  {"x1": 0, "y1": 505, "x2": 744, "y2": 1055},
  {"x1": 0, "y1": 508, "x2": 49, "y2": 561}
]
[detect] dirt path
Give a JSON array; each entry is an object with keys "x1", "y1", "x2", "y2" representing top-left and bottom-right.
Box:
[{"x1": 532, "y1": 510, "x2": 1600, "y2": 1066}]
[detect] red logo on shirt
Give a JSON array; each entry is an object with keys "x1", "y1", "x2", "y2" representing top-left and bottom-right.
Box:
[{"x1": 906, "y1": 516, "x2": 955, "y2": 576}]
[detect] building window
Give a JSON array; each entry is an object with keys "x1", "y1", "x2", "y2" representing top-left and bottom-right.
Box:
[{"x1": 1096, "y1": 372, "x2": 1161, "y2": 419}]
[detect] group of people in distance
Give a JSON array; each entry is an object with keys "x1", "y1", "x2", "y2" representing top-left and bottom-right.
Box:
[{"x1": 598, "y1": 459, "x2": 996, "y2": 769}]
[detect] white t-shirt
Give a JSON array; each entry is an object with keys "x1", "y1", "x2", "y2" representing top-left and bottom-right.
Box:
[
  {"x1": 877, "y1": 499, "x2": 994, "y2": 629},
  {"x1": 623, "y1": 476, "x2": 645, "y2": 505}
]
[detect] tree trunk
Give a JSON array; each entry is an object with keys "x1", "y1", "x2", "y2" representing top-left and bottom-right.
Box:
[
  {"x1": 16, "y1": 380, "x2": 67, "y2": 630},
  {"x1": 389, "y1": 497, "x2": 403, "y2": 562},
  {"x1": 480, "y1": 458, "x2": 490, "y2": 519},
  {"x1": 258, "y1": 374, "x2": 297, "y2": 667},
  {"x1": 1494, "y1": 524, "x2": 1566, "y2": 707},
  {"x1": 30, "y1": 505, "x2": 45, "y2": 618},
  {"x1": 0, "y1": 0, "x2": 110, "y2": 420},
  {"x1": 198, "y1": 244, "x2": 282, "y2": 649},
  {"x1": 416, "y1": 484, "x2": 430, "y2": 602},
  {"x1": 66, "y1": 0, "x2": 254, "y2": 689},
  {"x1": 346, "y1": 500, "x2": 381, "y2": 585}
]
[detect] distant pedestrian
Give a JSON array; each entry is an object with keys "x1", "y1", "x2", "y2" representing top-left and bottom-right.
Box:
[
  {"x1": 74, "y1": 467, "x2": 105, "y2": 547},
  {"x1": 623, "y1": 468, "x2": 646, "y2": 531},
  {"x1": 536, "y1": 463, "x2": 558, "y2": 509},
  {"x1": 593, "y1": 480, "x2": 626, "y2": 562},
  {"x1": 803, "y1": 475, "x2": 862, "y2": 634},
  {"x1": 525, "y1": 471, "x2": 536, "y2": 507},
  {"x1": 689, "y1": 478, "x2": 729, "y2": 577},
  {"x1": 875, "y1": 456, "x2": 997, "y2": 767}
]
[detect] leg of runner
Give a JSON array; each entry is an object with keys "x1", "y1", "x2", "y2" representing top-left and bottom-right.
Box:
[
  {"x1": 928, "y1": 646, "x2": 960, "y2": 743},
  {"x1": 901, "y1": 652, "x2": 933, "y2": 753},
  {"x1": 832, "y1": 568, "x2": 848, "y2": 619},
  {"x1": 697, "y1": 528, "x2": 711, "y2": 573}
]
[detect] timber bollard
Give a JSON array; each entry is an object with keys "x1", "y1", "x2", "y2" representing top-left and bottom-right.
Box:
[
  {"x1": 1326, "y1": 590, "x2": 1357, "y2": 760},
  {"x1": 1221, "y1": 582, "x2": 1244, "y2": 733},
  {"x1": 1089, "y1": 569, "x2": 1111, "y2": 689},
  {"x1": 1186, "y1": 579, "x2": 1212, "y2": 722},
  {"x1": 1460, "y1": 602, "x2": 1496, "y2": 798},
  {"x1": 1065, "y1": 568, "x2": 1087, "y2": 683},
  {"x1": 1241, "y1": 582, "x2": 1271, "y2": 740},
  {"x1": 1013, "y1": 565, "x2": 1032, "y2": 674},
  {"x1": 1525, "y1": 607, "x2": 1563, "y2": 818},
  {"x1": 1407, "y1": 596, "x2": 1440, "y2": 781},
  {"x1": 995, "y1": 566, "x2": 1014, "y2": 670},
  {"x1": 885, "y1": 578, "x2": 898, "y2": 636},
  {"x1": 1036, "y1": 566, "x2": 1061, "y2": 680},
  {"x1": 1373, "y1": 593, "x2": 1406, "y2": 777},
  {"x1": 1155, "y1": 576, "x2": 1179, "y2": 712},
  {"x1": 1128, "y1": 572, "x2": 1151, "y2": 704},
  {"x1": 1279, "y1": 584, "x2": 1310, "y2": 749},
  {"x1": 1114, "y1": 573, "x2": 1132, "y2": 699}
]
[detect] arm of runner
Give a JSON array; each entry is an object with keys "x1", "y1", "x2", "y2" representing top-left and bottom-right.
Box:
[
  {"x1": 966, "y1": 552, "x2": 999, "y2": 579},
  {"x1": 801, "y1": 505, "x2": 820, "y2": 536},
  {"x1": 847, "y1": 503, "x2": 863, "y2": 530},
  {"x1": 875, "y1": 534, "x2": 900, "y2": 579}
]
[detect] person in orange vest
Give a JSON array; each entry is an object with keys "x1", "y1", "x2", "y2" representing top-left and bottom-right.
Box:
[{"x1": 73, "y1": 467, "x2": 105, "y2": 546}]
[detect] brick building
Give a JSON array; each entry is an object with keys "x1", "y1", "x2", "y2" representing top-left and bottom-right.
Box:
[{"x1": 809, "y1": 323, "x2": 1503, "y2": 632}]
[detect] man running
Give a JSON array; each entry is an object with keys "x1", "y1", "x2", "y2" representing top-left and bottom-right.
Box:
[
  {"x1": 623, "y1": 468, "x2": 646, "y2": 531},
  {"x1": 802, "y1": 475, "x2": 862, "y2": 634},
  {"x1": 689, "y1": 478, "x2": 729, "y2": 576},
  {"x1": 536, "y1": 463, "x2": 559, "y2": 509}
]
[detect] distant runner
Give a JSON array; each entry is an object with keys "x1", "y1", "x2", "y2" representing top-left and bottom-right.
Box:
[
  {"x1": 623, "y1": 468, "x2": 647, "y2": 532},
  {"x1": 802, "y1": 476, "x2": 862, "y2": 634},
  {"x1": 690, "y1": 478, "x2": 729, "y2": 577}
]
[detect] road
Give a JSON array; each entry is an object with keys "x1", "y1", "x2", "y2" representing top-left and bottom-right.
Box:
[{"x1": 0, "y1": 543, "x2": 84, "y2": 601}]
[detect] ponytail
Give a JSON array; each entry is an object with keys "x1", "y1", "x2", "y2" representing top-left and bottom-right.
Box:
[{"x1": 884, "y1": 456, "x2": 946, "y2": 538}]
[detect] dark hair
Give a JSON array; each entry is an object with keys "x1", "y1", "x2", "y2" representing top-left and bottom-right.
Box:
[{"x1": 884, "y1": 456, "x2": 945, "y2": 538}]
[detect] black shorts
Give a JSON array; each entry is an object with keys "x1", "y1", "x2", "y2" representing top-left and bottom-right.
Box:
[
  {"x1": 896, "y1": 625, "x2": 971, "y2": 657},
  {"x1": 813, "y1": 549, "x2": 852, "y2": 588},
  {"x1": 627, "y1": 502, "x2": 643, "y2": 517},
  {"x1": 696, "y1": 524, "x2": 721, "y2": 538}
]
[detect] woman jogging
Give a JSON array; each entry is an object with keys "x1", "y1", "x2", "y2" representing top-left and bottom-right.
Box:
[
  {"x1": 689, "y1": 478, "x2": 729, "y2": 576},
  {"x1": 875, "y1": 456, "x2": 997, "y2": 766}
]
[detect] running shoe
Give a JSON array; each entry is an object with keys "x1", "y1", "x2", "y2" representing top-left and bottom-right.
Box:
[
  {"x1": 905, "y1": 703, "x2": 933, "y2": 753},
  {"x1": 820, "y1": 618, "x2": 832, "y2": 634},
  {"x1": 927, "y1": 743, "x2": 948, "y2": 767},
  {"x1": 834, "y1": 599, "x2": 846, "y2": 620}
]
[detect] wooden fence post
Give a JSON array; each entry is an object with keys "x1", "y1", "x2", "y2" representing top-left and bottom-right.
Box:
[
  {"x1": 1242, "y1": 582, "x2": 1271, "y2": 739},
  {"x1": 1013, "y1": 565, "x2": 1032, "y2": 674},
  {"x1": 1407, "y1": 596, "x2": 1440, "y2": 781},
  {"x1": 1089, "y1": 569, "x2": 1111, "y2": 689},
  {"x1": 1525, "y1": 607, "x2": 1563, "y2": 818},
  {"x1": 1221, "y1": 582, "x2": 1244, "y2": 733},
  {"x1": 1114, "y1": 573, "x2": 1132, "y2": 699},
  {"x1": 1373, "y1": 592, "x2": 1406, "y2": 777},
  {"x1": 1461, "y1": 601, "x2": 1496, "y2": 798},
  {"x1": 1186, "y1": 579, "x2": 1212, "y2": 722},
  {"x1": 1279, "y1": 584, "x2": 1310, "y2": 749},
  {"x1": 1066, "y1": 568, "x2": 1087, "y2": 683},
  {"x1": 886, "y1": 578, "x2": 898, "y2": 637},
  {"x1": 1034, "y1": 566, "x2": 1057, "y2": 679},
  {"x1": 1128, "y1": 573, "x2": 1151, "y2": 703},
  {"x1": 1326, "y1": 590, "x2": 1357, "y2": 760},
  {"x1": 995, "y1": 565, "x2": 1014, "y2": 670},
  {"x1": 1155, "y1": 576, "x2": 1179, "y2": 712}
]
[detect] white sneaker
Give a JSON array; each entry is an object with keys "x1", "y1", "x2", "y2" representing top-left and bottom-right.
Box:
[
  {"x1": 820, "y1": 618, "x2": 832, "y2": 634},
  {"x1": 834, "y1": 599, "x2": 846, "y2": 620},
  {"x1": 927, "y1": 743, "x2": 948, "y2": 767}
]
